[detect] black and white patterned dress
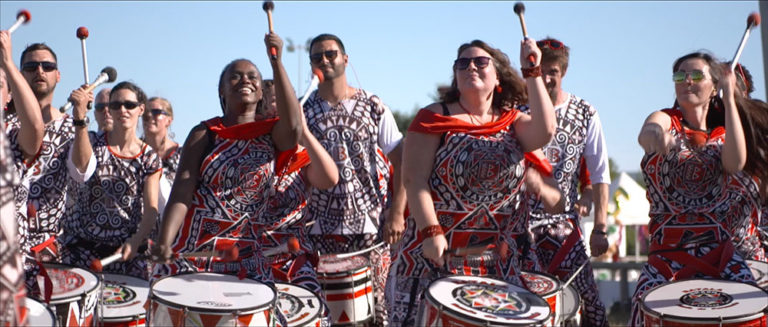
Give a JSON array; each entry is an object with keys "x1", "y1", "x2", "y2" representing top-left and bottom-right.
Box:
[
  {"x1": 60, "y1": 132, "x2": 161, "y2": 279},
  {"x1": 1, "y1": 109, "x2": 26, "y2": 326}
]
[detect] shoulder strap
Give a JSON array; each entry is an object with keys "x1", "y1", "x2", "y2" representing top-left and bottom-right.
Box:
[{"x1": 440, "y1": 102, "x2": 450, "y2": 116}]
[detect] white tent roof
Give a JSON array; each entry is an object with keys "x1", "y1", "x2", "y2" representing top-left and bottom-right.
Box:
[{"x1": 607, "y1": 172, "x2": 650, "y2": 226}]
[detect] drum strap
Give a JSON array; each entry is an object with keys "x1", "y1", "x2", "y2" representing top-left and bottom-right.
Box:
[
  {"x1": 547, "y1": 218, "x2": 581, "y2": 275},
  {"x1": 31, "y1": 235, "x2": 56, "y2": 303},
  {"x1": 648, "y1": 241, "x2": 734, "y2": 280}
]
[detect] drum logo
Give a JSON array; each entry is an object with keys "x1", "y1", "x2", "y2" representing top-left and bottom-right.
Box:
[
  {"x1": 521, "y1": 274, "x2": 555, "y2": 294},
  {"x1": 453, "y1": 285, "x2": 528, "y2": 315},
  {"x1": 48, "y1": 268, "x2": 85, "y2": 293},
  {"x1": 196, "y1": 301, "x2": 232, "y2": 308},
  {"x1": 103, "y1": 282, "x2": 136, "y2": 305},
  {"x1": 277, "y1": 293, "x2": 305, "y2": 319},
  {"x1": 680, "y1": 288, "x2": 733, "y2": 308}
]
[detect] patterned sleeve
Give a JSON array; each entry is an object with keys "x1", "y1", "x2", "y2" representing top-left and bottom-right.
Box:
[{"x1": 143, "y1": 145, "x2": 162, "y2": 178}]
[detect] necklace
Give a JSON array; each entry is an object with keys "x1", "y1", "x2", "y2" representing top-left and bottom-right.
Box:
[{"x1": 457, "y1": 101, "x2": 494, "y2": 125}]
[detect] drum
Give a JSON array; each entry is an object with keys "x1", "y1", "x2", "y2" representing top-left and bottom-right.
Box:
[
  {"x1": 559, "y1": 284, "x2": 581, "y2": 327},
  {"x1": 316, "y1": 255, "x2": 374, "y2": 325},
  {"x1": 100, "y1": 273, "x2": 150, "y2": 327},
  {"x1": 641, "y1": 279, "x2": 768, "y2": 327},
  {"x1": 747, "y1": 260, "x2": 768, "y2": 290},
  {"x1": 417, "y1": 275, "x2": 551, "y2": 327},
  {"x1": 24, "y1": 297, "x2": 56, "y2": 327},
  {"x1": 275, "y1": 283, "x2": 322, "y2": 327},
  {"x1": 521, "y1": 271, "x2": 561, "y2": 326},
  {"x1": 149, "y1": 272, "x2": 276, "y2": 327},
  {"x1": 37, "y1": 263, "x2": 100, "y2": 327}
]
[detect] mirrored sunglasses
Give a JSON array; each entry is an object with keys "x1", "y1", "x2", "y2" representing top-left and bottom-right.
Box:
[{"x1": 672, "y1": 70, "x2": 706, "y2": 83}]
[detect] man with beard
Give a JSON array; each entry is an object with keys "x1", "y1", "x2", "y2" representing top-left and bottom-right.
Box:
[
  {"x1": 301, "y1": 33, "x2": 405, "y2": 326},
  {"x1": 93, "y1": 88, "x2": 112, "y2": 132},
  {"x1": 522, "y1": 37, "x2": 611, "y2": 326},
  {"x1": 10, "y1": 43, "x2": 91, "y2": 297}
]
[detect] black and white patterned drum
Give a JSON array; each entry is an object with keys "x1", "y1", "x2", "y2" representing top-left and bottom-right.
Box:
[
  {"x1": 418, "y1": 275, "x2": 551, "y2": 326},
  {"x1": 747, "y1": 260, "x2": 768, "y2": 290},
  {"x1": 150, "y1": 273, "x2": 276, "y2": 327},
  {"x1": 100, "y1": 273, "x2": 149, "y2": 326},
  {"x1": 641, "y1": 279, "x2": 768, "y2": 326},
  {"x1": 24, "y1": 297, "x2": 56, "y2": 327},
  {"x1": 275, "y1": 283, "x2": 322, "y2": 327}
]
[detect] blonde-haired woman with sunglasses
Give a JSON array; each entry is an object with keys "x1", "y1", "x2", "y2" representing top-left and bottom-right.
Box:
[
  {"x1": 631, "y1": 52, "x2": 767, "y2": 325},
  {"x1": 142, "y1": 97, "x2": 180, "y2": 227},
  {"x1": 61, "y1": 81, "x2": 161, "y2": 280}
]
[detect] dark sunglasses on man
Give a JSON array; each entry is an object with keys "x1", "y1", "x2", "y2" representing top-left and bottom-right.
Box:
[
  {"x1": 21, "y1": 61, "x2": 57, "y2": 73},
  {"x1": 94, "y1": 102, "x2": 108, "y2": 112},
  {"x1": 108, "y1": 101, "x2": 141, "y2": 110},
  {"x1": 309, "y1": 50, "x2": 338, "y2": 64}
]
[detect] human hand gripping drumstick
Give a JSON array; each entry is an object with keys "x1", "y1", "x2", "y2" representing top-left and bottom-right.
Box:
[
  {"x1": 60, "y1": 66, "x2": 117, "y2": 113},
  {"x1": 513, "y1": 2, "x2": 536, "y2": 67},
  {"x1": 262, "y1": 1, "x2": 277, "y2": 60},
  {"x1": 6, "y1": 10, "x2": 30, "y2": 34}
]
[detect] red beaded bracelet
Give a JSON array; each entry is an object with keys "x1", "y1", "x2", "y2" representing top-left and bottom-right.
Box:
[
  {"x1": 521, "y1": 65, "x2": 542, "y2": 78},
  {"x1": 419, "y1": 225, "x2": 444, "y2": 239}
]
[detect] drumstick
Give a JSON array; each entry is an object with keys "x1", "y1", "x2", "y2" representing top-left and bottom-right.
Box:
[
  {"x1": 6, "y1": 10, "x2": 30, "y2": 34},
  {"x1": 262, "y1": 0, "x2": 277, "y2": 60},
  {"x1": 175, "y1": 246, "x2": 240, "y2": 261},
  {"x1": 299, "y1": 68, "x2": 324, "y2": 108},
  {"x1": 91, "y1": 253, "x2": 121, "y2": 272},
  {"x1": 323, "y1": 242, "x2": 385, "y2": 260},
  {"x1": 561, "y1": 260, "x2": 588, "y2": 290},
  {"x1": 513, "y1": 2, "x2": 536, "y2": 67},
  {"x1": 60, "y1": 66, "x2": 117, "y2": 113},
  {"x1": 76, "y1": 27, "x2": 90, "y2": 85},
  {"x1": 730, "y1": 12, "x2": 761, "y2": 71},
  {"x1": 263, "y1": 237, "x2": 300, "y2": 257}
]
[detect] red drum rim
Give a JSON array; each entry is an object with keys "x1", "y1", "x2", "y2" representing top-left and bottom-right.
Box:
[
  {"x1": 521, "y1": 270, "x2": 562, "y2": 298},
  {"x1": 150, "y1": 272, "x2": 276, "y2": 314},
  {"x1": 424, "y1": 275, "x2": 552, "y2": 326},
  {"x1": 40, "y1": 262, "x2": 100, "y2": 304},
  {"x1": 640, "y1": 279, "x2": 768, "y2": 323}
]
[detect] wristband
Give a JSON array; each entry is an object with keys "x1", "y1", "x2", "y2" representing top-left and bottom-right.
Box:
[
  {"x1": 419, "y1": 225, "x2": 444, "y2": 239},
  {"x1": 592, "y1": 229, "x2": 607, "y2": 236},
  {"x1": 521, "y1": 65, "x2": 542, "y2": 78}
]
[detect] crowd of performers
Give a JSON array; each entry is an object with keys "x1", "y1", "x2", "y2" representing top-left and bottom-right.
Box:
[{"x1": 1, "y1": 22, "x2": 768, "y2": 327}]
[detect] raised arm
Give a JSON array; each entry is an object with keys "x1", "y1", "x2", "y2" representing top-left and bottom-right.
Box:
[
  {"x1": 718, "y1": 69, "x2": 746, "y2": 174},
  {"x1": 69, "y1": 86, "x2": 94, "y2": 173},
  {"x1": 515, "y1": 38, "x2": 556, "y2": 152},
  {"x1": 154, "y1": 124, "x2": 209, "y2": 262},
  {"x1": 266, "y1": 33, "x2": 301, "y2": 151},
  {"x1": 0, "y1": 31, "x2": 42, "y2": 159}
]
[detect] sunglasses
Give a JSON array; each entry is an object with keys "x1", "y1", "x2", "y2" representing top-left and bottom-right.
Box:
[
  {"x1": 537, "y1": 40, "x2": 565, "y2": 50},
  {"x1": 309, "y1": 50, "x2": 338, "y2": 64},
  {"x1": 94, "y1": 102, "x2": 108, "y2": 112},
  {"x1": 454, "y1": 56, "x2": 492, "y2": 70},
  {"x1": 21, "y1": 61, "x2": 57, "y2": 73},
  {"x1": 672, "y1": 70, "x2": 706, "y2": 83},
  {"x1": 108, "y1": 101, "x2": 141, "y2": 110}
]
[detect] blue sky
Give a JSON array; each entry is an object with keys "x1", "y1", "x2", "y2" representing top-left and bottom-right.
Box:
[{"x1": 1, "y1": 1, "x2": 764, "y2": 173}]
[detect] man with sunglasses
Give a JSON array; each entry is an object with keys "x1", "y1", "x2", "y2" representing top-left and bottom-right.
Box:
[
  {"x1": 93, "y1": 88, "x2": 113, "y2": 132},
  {"x1": 523, "y1": 37, "x2": 610, "y2": 326},
  {"x1": 10, "y1": 43, "x2": 88, "y2": 297},
  {"x1": 302, "y1": 33, "x2": 405, "y2": 325}
]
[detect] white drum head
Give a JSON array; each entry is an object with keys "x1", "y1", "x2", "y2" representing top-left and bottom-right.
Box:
[
  {"x1": 101, "y1": 273, "x2": 150, "y2": 321},
  {"x1": 38, "y1": 264, "x2": 100, "y2": 304},
  {"x1": 425, "y1": 275, "x2": 551, "y2": 325},
  {"x1": 276, "y1": 283, "x2": 322, "y2": 327},
  {"x1": 642, "y1": 279, "x2": 768, "y2": 323},
  {"x1": 24, "y1": 297, "x2": 56, "y2": 327},
  {"x1": 317, "y1": 255, "x2": 367, "y2": 275},
  {"x1": 561, "y1": 285, "x2": 580, "y2": 319},
  {"x1": 747, "y1": 260, "x2": 768, "y2": 290},
  {"x1": 151, "y1": 273, "x2": 275, "y2": 313}
]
